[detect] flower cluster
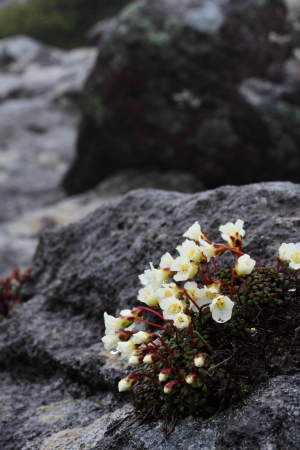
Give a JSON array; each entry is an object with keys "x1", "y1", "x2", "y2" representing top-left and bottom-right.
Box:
[{"x1": 101, "y1": 220, "x2": 300, "y2": 423}]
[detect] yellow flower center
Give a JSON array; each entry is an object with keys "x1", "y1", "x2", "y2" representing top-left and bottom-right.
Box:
[
  {"x1": 181, "y1": 263, "x2": 190, "y2": 273},
  {"x1": 168, "y1": 304, "x2": 181, "y2": 314},
  {"x1": 164, "y1": 290, "x2": 172, "y2": 297},
  {"x1": 205, "y1": 291, "x2": 217, "y2": 299},
  {"x1": 215, "y1": 297, "x2": 226, "y2": 309},
  {"x1": 144, "y1": 291, "x2": 151, "y2": 300},
  {"x1": 177, "y1": 315, "x2": 184, "y2": 323},
  {"x1": 291, "y1": 252, "x2": 300, "y2": 263},
  {"x1": 188, "y1": 249, "x2": 196, "y2": 258}
]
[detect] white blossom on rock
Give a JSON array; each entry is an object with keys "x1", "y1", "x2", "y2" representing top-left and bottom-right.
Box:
[
  {"x1": 187, "y1": 284, "x2": 220, "y2": 311},
  {"x1": 159, "y1": 252, "x2": 174, "y2": 269},
  {"x1": 118, "y1": 375, "x2": 137, "y2": 392},
  {"x1": 183, "y1": 221, "x2": 206, "y2": 242},
  {"x1": 139, "y1": 262, "x2": 170, "y2": 289},
  {"x1": 104, "y1": 312, "x2": 135, "y2": 335},
  {"x1": 234, "y1": 254, "x2": 256, "y2": 277},
  {"x1": 160, "y1": 296, "x2": 186, "y2": 320},
  {"x1": 278, "y1": 242, "x2": 300, "y2": 270},
  {"x1": 173, "y1": 312, "x2": 191, "y2": 329},
  {"x1": 170, "y1": 257, "x2": 198, "y2": 281},
  {"x1": 138, "y1": 285, "x2": 160, "y2": 308},
  {"x1": 209, "y1": 295, "x2": 234, "y2": 323},
  {"x1": 176, "y1": 239, "x2": 204, "y2": 263},
  {"x1": 219, "y1": 219, "x2": 245, "y2": 248},
  {"x1": 156, "y1": 283, "x2": 181, "y2": 302},
  {"x1": 116, "y1": 340, "x2": 137, "y2": 359},
  {"x1": 101, "y1": 333, "x2": 121, "y2": 352}
]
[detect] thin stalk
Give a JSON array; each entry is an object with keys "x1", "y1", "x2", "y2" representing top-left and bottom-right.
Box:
[
  {"x1": 135, "y1": 372, "x2": 161, "y2": 388},
  {"x1": 137, "y1": 318, "x2": 174, "y2": 335},
  {"x1": 138, "y1": 306, "x2": 166, "y2": 321},
  {"x1": 230, "y1": 273, "x2": 235, "y2": 301},
  {"x1": 212, "y1": 257, "x2": 218, "y2": 273},
  {"x1": 154, "y1": 334, "x2": 174, "y2": 356},
  {"x1": 182, "y1": 289, "x2": 201, "y2": 312},
  {"x1": 198, "y1": 265, "x2": 209, "y2": 285},
  {"x1": 205, "y1": 262, "x2": 213, "y2": 282}
]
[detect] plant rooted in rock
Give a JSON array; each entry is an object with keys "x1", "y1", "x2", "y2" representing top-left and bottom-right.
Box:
[
  {"x1": 102, "y1": 220, "x2": 300, "y2": 425},
  {"x1": 0, "y1": 268, "x2": 32, "y2": 322}
]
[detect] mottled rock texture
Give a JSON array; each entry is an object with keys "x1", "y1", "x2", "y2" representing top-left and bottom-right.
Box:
[
  {"x1": 64, "y1": 0, "x2": 300, "y2": 195},
  {"x1": 1, "y1": 182, "x2": 300, "y2": 449},
  {"x1": 0, "y1": 168, "x2": 203, "y2": 277}
]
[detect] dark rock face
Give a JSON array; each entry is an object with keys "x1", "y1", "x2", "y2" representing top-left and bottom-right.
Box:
[
  {"x1": 63, "y1": 0, "x2": 300, "y2": 195},
  {"x1": 1, "y1": 182, "x2": 300, "y2": 448}
]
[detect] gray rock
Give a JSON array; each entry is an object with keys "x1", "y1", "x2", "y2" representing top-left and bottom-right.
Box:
[
  {"x1": 1, "y1": 182, "x2": 300, "y2": 448},
  {"x1": 0, "y1": 168, "x2": 203, "y2": 277},
  {"x1": 63, "y1": 0, "x2": 300, "y2": 195},
  {"x1": 0, "y1": 35, "x2": 97, "y2": 224}
]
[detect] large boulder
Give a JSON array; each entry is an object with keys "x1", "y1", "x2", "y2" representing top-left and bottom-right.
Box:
[
  {"x1": 63, "y1": 0, "x2": 300, "y2": 195},
  {"x1": 1, "y1": 182, "x2": 300, "y2": 449}
]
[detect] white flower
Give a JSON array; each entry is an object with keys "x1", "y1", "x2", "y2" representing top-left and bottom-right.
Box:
[
  {"x1": 104, "y1": 312, "x2": 135, "y2": 334},
  {"x1": 160, "y1": 252, "x2": 174, "y2": 269},
  {"x1": 156, "y1": 283, "x2": 181, "y2": 301},
  {"x1": 139, "y1": 262, "x2": 170, "y2": 289},
  {"x1": 143, "y1": 354, "x2": 159, "y2": 364},
  {"x1": 219, "y1": 219, "x2": 245, "y2": 248},
  {"x1": 234, "y1": 254, "x2": 256, "y2": 277},
  {"x1": 198, "y1": 239, "x2": 221, "y2": 261},
  {"x1": 278, "y1": 242, "x2": 300, "y2": 270},
  {"x1": 118, "y1": 375, "x2": 137, "y2": 392},
  {"x1": 137, "y1": 285, "x2": 160, "y2": 308},
  {"x1": 209, "y1": 295, "x2": 234, "y2": 323},
  {"x1": 186, "y1": 283, "x2": 219, "y2": 311},
  {"x1": 173, "y1": 312, "x2": 191, "y2": 329},
  {"x1": 131, "y1": 331, "x2": 153, "y2": 345},
  {"x1": 183, "y1": 221, "x2": 206, "y2": 242},
  {"x1": 101, "y1": 333, "x2": 120, "y2": 352},
  {"x1": 160, "y1": 296, "x2": 186, "y2": 320},
  {"x1": 170, "y1": 257, "x2": 198, "y2": 281},
  {"x1": 176, "y1": 239, "x2": 204, "y2": 263},
  {"x1": 116, "y1": 340, "x2": 137, "y2": 359}
]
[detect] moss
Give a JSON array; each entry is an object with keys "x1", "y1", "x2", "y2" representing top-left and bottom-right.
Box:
[
  {"x1": 120, "y1": 0, "x2": 146, "y2": 21},
  {"x1": 0, "y1": 0, "x2": 132, "y2": 49},
  {"x1": 147, "y1": 31, "x2": 171, "y2": 47}
]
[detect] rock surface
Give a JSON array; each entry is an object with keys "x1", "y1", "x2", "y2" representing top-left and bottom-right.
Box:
[
  {"x1": 0, "y1": 169, "x2": 203, "y2": 277},
  {"x1": 1, "y1": 182, "x2": 300, "y2": 449},
  {"x1": 64, "y1": 0, "x2": 300, "y2": 195},
  {"x1": 0, "y1": 35, "x2": 97, "y2": 224}
]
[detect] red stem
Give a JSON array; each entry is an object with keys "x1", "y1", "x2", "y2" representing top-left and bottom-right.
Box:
[
  {"x1": 154, "y1": 334, "x2": 174, "y2": 356},
  {"x1": 198, "y1": 265, "x2": 209, "y2": 285},
  {"x1": 136, "y1": 372, "x2": 161, "y2": 388},
  {"x1": 205, "y1": 262, "x2": 213, "y2": 282},
  {"x1": 212, "y1": 257, "x2": 218, "y2": 272},
  {"x1": 138, "y1": 306, "x2": 165, "y2": 321},
  {"x1": 222, "y1": 245, "x2": 244, "y2": 256},
  {"x1": 182, "y1": 289, "x2": 201, "y2": 312},
  {"x1": 137, "y1": 318, "x2": 174, "y2": 335}
]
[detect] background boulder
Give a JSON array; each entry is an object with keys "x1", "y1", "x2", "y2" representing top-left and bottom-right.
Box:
[
  {"x1": 1, "y1": 182, "x2": 300, "y2": 449},
  {"x1": 64, "y1": 0, "x2": 300, "y2": 195}
]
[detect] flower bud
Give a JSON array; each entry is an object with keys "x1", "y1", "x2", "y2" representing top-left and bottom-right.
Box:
[
  {"x1": 164, "y1": 380, "x2": 180, "y2": 394},
  {"x1": 118, "y1": 330, "x2": 133, "y2": 341},
  {"x1": 185, "y1": 373, "x2": 198, "y2": 384},
  {"x1": 158, "y1": 368, "x2": 172, "y2": 382},
  {"x1": 131, "y1": 307, "x2": 144, "y2": 318},
  {"x1": 128, "y1": 354, "x2": 144, "y2": 366},
  {"x1": 143, "y1": 354, "x2": 159, "y2": 364},
  {"x1": 250, "y1": 327, "x2": 256, "y2": 334},
  {"x1": 131, "y1": 331, "x2": 154, "y2": 345},
  {"x1": 194, "y1": 353, "x2": 205, "y2": 367},
  {"x1": 118, "y1": 374, "x2": 138, "y2": 392}
]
